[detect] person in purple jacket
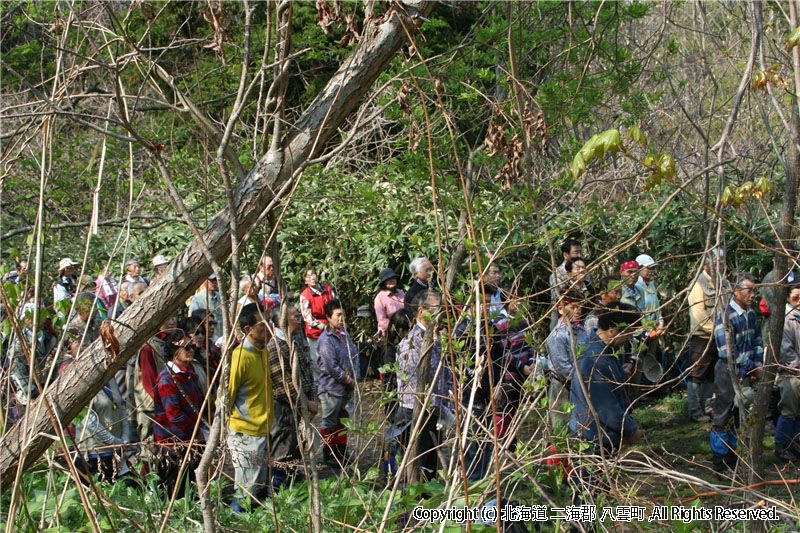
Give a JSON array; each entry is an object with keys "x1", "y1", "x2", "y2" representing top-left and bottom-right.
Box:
[{"x1": 316, "y1": 299, "x2": 357, "y2": 469}]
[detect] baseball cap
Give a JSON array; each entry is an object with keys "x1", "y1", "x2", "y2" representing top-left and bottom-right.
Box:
[
  {"x1": 635, "y1": 254, "x2": 659, "y2": 269},
  {"x1": 152, "y1": 255, "x2": 169, "y2": 267},
  {"x1": 619, "y1": 260, "x2": 639, "y2": 273}
]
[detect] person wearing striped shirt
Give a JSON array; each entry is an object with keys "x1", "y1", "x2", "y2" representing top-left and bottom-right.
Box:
[
  {"x1": 711, "y1": 272, "x2": 763, "y2": 477},
  {"x1": 267, "y1": 304, "x2": 318, "y2": 489},
  {"x1": 153, "y1": 329, "x2": 207, "y2": 498}
]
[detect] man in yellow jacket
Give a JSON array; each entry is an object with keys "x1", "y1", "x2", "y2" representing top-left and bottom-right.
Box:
[
  {"x1": 228, "y1": 303, "x2": 273, "y2": 510},
  {"x1": 686, "y1": 249, "x2": 728, "y2": 423}
]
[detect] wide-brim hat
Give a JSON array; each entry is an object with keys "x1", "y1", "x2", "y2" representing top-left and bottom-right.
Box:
[
  {"x1": 379, "y1": 267, "x2": 399, "y2": 285},
  {"x1": 152, "y1": 255, "x2": 169, "y2": 267},
  {"x1": 58, "y1": 258, "x2": 79, "y2": 272}
]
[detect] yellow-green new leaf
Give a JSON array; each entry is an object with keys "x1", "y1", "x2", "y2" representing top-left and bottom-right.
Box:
[
  {"x1": 657, "y1": 153, "x2": 677, "y2": 180},
  {"x1": 753, "y1": 177, "x2": 773, "y2": 199},
  {"x1": 738, "y1": 180, "x2": 755, "y2": 195},
  {"x1": 629, "y1": 125, "x2": 647, "y2": 149},
  {"x1": 570, "y1": 152, "x2": 587, "y2": 180},
  {"x1": 788, "y1": 26, "x2": 800, "y2": 51},
  {"x1": 721, "y1": 186, "x2": 734, "y2": 207},
  {"x1": 596, "y1": 129, "x2": 623, "y2": 162},
  {"x1": 579, "y1": 133, "x2": 600, "y2": 162},
  {"x1": 571, "y1": 129, "x2": 623, "y2": 179}
]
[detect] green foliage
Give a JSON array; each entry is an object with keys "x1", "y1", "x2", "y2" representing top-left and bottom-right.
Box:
[
  {"x1": 569, "y1": 129, "x2": 623, "y2": 180},
  {"x1": 0, "y1": 2, "x2": 58, "y2": 85},
  {"x1": 787, "y1": 25, "x2": 800, "y2": 51}
]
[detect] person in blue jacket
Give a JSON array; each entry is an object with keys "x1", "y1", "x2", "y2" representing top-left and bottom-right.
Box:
[
  {"x1": 569, "y1": 302, "x2": 644, "y2": 506},
  {"x1": 570, "y1": 302, "x2": 645, "y2": 452}
]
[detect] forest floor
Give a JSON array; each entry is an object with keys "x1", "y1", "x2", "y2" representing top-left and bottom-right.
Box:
[
  {"x1": 626, "y1": 392, "x2": 799, "y2": 507},
  {"x1": 336, "y1": 379, "x2": 799, "y2": 514}
]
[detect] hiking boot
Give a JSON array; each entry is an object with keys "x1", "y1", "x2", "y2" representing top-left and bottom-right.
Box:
[
  {"x1": 713, "y1": 454, "x2": 737, "y2": 481},
  {"x1": 691, "y1": 414, "x2": 711, "y2": 423},
  {"x1": 712, "y1": 459, "x2": 735, "y2": 481},
  {"x1": 713, "y1": 465, "x2": 734, "y2": 481},
  {"x1": 775, "y1": 447, "x2": 794, "y2": 462},
  {"x1": 775, "y1": 445, "x2": 800, "y2": 462},
  {"x1": 722, "y1": 453, "x2": 738, "y2": 471},
  {"x1": 323, "y1": 447, "x2": 340, "y2": 469}
]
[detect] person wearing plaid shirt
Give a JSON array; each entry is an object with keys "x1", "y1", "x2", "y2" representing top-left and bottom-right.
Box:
[
  {"x1": 711, "y1": 272, "x2": 763, "y2": 477},
  {"x1": 396, "y1": 290, "x2": 454, "y2": 478},
  {"x1": 267, "y1": 304, "x2": 319, "y2": 488}
]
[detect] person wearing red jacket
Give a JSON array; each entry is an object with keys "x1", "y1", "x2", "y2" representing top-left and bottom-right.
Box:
[{"x1": 298, "y1": 269, "x2": 335, "y2": 384}]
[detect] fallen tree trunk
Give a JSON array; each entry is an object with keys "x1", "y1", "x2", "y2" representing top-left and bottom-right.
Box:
[{"x1": 0, "y1": 0, "x2": 434, "y2": 490}]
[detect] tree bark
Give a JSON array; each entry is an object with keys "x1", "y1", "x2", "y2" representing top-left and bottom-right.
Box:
[
  {"x1": 443, "y1": 158, "x2": 478, "y2": 291},
  {"x1": 0, "y1": 0, "x2": 435, "y2": 490},
  {"x1": 405, "y1": 324, "x2": 436, "y2": 484},
  {"x1": 748, "y1": 0, "x2": 800, "y2": 493}
]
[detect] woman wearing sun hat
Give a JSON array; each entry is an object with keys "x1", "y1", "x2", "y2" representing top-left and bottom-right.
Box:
[
  {"x1": 54, "y1": 257, "x2": 79, "y2": 304},
  {"x1": 374, "y1": 267, "x2": 405, "y2": 338}
]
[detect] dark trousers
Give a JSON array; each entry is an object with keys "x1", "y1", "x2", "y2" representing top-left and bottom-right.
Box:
[
  {"x1": 688, "y1": 336, "x2": 717, "y2": 383},
  {"x1": 76, "y1": 454, "x2": 114, "y2": 484},
  {"x1": 712, "y1": 359, "x2": 737, "y2": 431},
  {"x1": 157, "y1": 450, "x2": 199, "y2": 499},
  {"x1": 711, "y1": 359, "x2": 740, "y2": 463},
  {"x1": 269, "y1": 399, "x2": 302, "y2": 490},
  {"x1": 395, "y1": 406, "x2": 440, "y2": 478},
  {"x1": 462, "y1": 401, "x2": 493, "y2": 482}
]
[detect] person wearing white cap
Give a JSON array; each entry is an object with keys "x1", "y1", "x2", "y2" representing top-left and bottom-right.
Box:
[
  {"x1": 152, "y1": 255, "x2": 169, "y2": 282},
  {"x1": 54, "y1": 258, "x2": 80, "y2": 304},
  {"x1": 189, "y1": 274, "x2": 223, "y2": 339},
  {"x1": 634, "y1": 254, "x2": 664, "y2": 331},
  {"x1": 124, "y1": 259, "x2": 148, "y2": 286},
  {"x1": 633, "y1": 253, "x2": 666, "y2": 393}
]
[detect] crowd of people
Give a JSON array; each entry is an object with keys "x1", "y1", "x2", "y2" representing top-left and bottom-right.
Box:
[{"x1": 1, "y1": 239, "x2": 799, "y2": 510}]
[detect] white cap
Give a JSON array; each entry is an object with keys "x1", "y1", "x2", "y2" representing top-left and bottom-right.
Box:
[
  {"x1": 58, "y1": 258, "x2": 79, "y2": 272},
  {"x1": 152, "y1": 255, "x2": 169, "y2": 267},
  {"x1": 635, "y1": 254, "x2": 659, "y2": 269}
]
